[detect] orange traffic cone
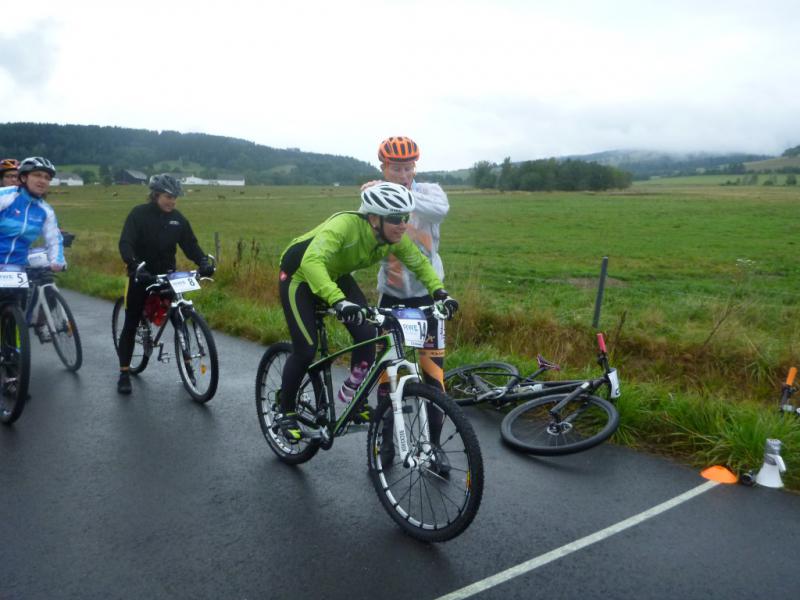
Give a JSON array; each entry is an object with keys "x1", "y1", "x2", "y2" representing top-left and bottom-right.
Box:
[{"x1": 700, "y1": 465, "x2": 738, "y2": 484}]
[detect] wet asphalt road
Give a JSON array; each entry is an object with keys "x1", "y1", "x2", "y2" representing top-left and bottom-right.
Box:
[{"x1": 1, "y1": 290, "x2": 799, "y2": 600}]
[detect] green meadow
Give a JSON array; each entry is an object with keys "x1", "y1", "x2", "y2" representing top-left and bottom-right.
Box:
[{"x1": 47, "y1": 181, "x2": 800, "y2": 487}]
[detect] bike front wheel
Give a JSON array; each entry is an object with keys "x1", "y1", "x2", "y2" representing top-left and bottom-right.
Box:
[
  {"x1": 174, "y1": 307, "x2": 218, "y2": 403},
  {"x1": 45, "y1": 288, "x2": 82, "y2": 371},
  {"x1": 255, "y1": 342, "x2": 322, "y2": 465},
  {"x1": 112, "y1": 297, "x2": 150, "y2": 374},
  {"x1": 444, "y1": 361, "x2": 519, "y2": 406},
  {"x1": 367, "y1": 382, "x2": 484, "y2": 543},
  {"x1": 500, "y1": 392, "x2": 619, "y2": 455},
  {"x1": 0, "y1": 304, "x2": 31, "y2": 425}
]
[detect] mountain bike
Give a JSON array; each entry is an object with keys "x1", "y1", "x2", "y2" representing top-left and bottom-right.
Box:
[
  {"x1": 255, "y1": 304, "x2": 484, "y2": 543},
  {"x1": 0, "y1": 266, "x2": 31, "y2": 425},
  {"x1": 25, "y1": 247, "x2": 82, "y2": 371},
  {"x1": 111, "y1": 264, "x2": 219, "y2": 403},
  {"x1": 445, "y1": 334, "x2": 621, "y2": 455}
]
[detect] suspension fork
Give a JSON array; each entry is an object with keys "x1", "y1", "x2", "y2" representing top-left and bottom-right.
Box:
[
  {"x1": 385, "y1": 360, "x2": 431, "y2": 468},
  {"x1": 170, "y1": 303, "x2": 196, "y2": 364}
]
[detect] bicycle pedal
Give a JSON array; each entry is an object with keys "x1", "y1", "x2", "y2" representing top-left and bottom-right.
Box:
[{"x1": 303, "y1": 428, "x2": 325, "y2": 440}]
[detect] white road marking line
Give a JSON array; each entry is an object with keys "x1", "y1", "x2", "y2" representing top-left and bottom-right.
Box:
[{"x1": 436, "y1": 480, "x2": 719, "y2": 600}]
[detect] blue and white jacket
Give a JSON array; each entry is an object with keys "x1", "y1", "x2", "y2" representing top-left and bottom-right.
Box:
[{"x1": 0, "y1": 186, "x2": 65, "y2": 267}]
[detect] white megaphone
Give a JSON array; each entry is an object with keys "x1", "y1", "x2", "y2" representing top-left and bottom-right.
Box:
[{"x1": 755, "y1": 438, "x2": 786, "y2": 489}]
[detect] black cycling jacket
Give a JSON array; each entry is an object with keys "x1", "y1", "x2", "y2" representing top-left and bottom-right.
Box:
[{"x1": 118, "y1": 201, "x2": 206, "y2": 275}]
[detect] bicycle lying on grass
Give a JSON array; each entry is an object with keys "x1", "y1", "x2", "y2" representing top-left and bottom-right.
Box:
[
  {"x1": 779, "y1": 367, "x2": 799, "y2": 416},
  {"x1": 256, "y1": 304, "x2": 484, "y2": 543},
  {"x1": 445, "y1": 333, "x2": 621, "y2": 455},
  {"x1": 25, "y1": 247, "x2": 82, "y2": 372},
  {"x1": 112, "y1": 262, "x2": 219, "y2": 403}
]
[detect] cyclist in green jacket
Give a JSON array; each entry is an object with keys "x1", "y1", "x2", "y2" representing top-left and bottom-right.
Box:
[{"x1": 276, "y1": 182, "x2": 458, "y2": 441}]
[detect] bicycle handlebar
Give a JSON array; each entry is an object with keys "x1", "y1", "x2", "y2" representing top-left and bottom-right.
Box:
[
  {"x1": 324, "y1": 304, "x2": 448, "y2": 326},
  {"x1": 143, "y1": 269, "x2": 212, "y2": 293}
]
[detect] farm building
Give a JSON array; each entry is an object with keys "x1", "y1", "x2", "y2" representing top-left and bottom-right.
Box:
[
  {"x1": 181, "y1": 174, "x2": 246, "y2": 186},
  {"x1": 116, "y1": 169, "x2": 148, "y2": 185},
  {"x1": 52, "y1": 173, "x2": 84, "y2": 186}
]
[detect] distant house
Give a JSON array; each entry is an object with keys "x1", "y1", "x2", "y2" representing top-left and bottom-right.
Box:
[
  {"x1": 180, "y1": 174, "x2": 246, "y2": 186},
  {"x1": 53, "y1": 172, "x2": 84, "y2": 186},
  {"x1": 215, "y1": 175, "x2": 246, "y2": 186},
  {"x1": 116, "y1": 169, "x2": 148, "y2": 185},
  {"x1": 182, "y1": 175, "x2": 208, "y2": 185}
]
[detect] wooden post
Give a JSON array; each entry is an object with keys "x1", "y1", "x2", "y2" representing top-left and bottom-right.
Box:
[{"x1": 592, "y1": 256, "x2": 608, "y2": 329}]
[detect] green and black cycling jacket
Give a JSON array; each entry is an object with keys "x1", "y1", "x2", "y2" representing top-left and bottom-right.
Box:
[{"x1": 280, "y1": 212, "x2": 444, "y2": 306}]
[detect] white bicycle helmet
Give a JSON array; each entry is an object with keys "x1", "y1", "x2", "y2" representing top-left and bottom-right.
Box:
[
  {"x1": 18, "y1": 156, "x2": 56, "y2": 177},
  {"x1": 359, "y1": 181, "x2": 415, "y2": 215}
]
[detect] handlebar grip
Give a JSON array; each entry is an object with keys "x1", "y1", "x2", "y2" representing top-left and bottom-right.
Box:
[
  {"x1": 787, "y1": 367, "x2": 797, "y2": 387},
  {"x1": 597, "y1": 333, "x2": 607, "y2": 354}
]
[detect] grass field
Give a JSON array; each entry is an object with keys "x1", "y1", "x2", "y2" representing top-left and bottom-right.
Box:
[
  {"x1": 640, "y1": 174, "x2": 797, "y2": 186},
  {"x1": 45, "y1": 181, "x2": 800, "y2": 487}
]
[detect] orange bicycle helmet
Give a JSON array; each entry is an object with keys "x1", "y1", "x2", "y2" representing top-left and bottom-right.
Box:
[
  {"x1": 378, "y1": 136, "x2": 420, "y2": 163},
  {"x1": 0, "y1": 158, "x2": 20, "y2": 174}
]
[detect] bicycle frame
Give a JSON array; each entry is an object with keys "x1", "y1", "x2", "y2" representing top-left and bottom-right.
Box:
[
  {"x1": 303, "y1": 308, "x2": 431, "y2": 463},
  {"x1": 545, "y1": 334, "x2": 621, "y2": 418},
  {"x1": 24, "y1": 270, "x2": 59, "y2": 336},
  {"x1": 139, "y1": 282, "x2": 198, "y2": 362}
]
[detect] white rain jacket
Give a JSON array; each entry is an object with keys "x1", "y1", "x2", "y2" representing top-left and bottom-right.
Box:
[{"x1": 377, "y1": 181, "x2": 449, "y2": 299}]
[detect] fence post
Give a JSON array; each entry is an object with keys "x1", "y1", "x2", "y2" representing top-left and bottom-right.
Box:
[
  {"x1": 214, "y1": 232, "x2": 221, "y2": 263},
  {"x1": 592, "y1": 256, "x2": 609, "y2": 329}
]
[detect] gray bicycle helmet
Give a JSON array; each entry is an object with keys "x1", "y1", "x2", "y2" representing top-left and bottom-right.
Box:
[
  {"x1": 18, "y1": 156, "x2": 56, "y2": 177},
  {"x1": 149, "y1": 173, "x2": 184, "y2": 197},
  {"x1": 359, "y1": 181, "x2": 415, "y2": 215}
]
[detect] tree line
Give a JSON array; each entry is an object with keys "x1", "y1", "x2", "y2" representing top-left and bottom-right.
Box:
[
  {"x1": 471, "y1": 157, "x2": 632, "y2": 191},
  {"x1": 0, "y1": 122, "x2": 379, "y2": 185}
]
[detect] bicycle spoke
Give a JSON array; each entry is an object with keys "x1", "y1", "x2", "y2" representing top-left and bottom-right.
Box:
[
  {"x1": 368, "y1": 383, "x2": 483, "y2": 541},
  {"x1": 174, "y1": 310, "x2": 218, "y2": 403}
]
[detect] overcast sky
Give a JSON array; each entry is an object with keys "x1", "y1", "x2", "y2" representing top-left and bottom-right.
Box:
[{"x1": 1, "y1": 0, "x2": 799, "y2": 171}]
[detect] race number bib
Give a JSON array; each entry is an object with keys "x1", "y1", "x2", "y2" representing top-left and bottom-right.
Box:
[
  {"x1": 27, "y1": 248, "x2": 49, "y2": 268},
  {"x1": 0, "y1": 265, "x2": 29, "y2": 288},
  {"x1": 168, "y1": 271, "x2": 200, "y2": 294},
  {"x1": 393, "y1": 307, "x2": 428, "y2": 348},
  {"x1": 607, "y1": 368, "x2": 621, "y2": 399}
]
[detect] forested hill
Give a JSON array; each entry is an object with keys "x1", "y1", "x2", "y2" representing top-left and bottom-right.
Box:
[{"x1": 0, "y1": 122, "x2": 379, "y2": 185}]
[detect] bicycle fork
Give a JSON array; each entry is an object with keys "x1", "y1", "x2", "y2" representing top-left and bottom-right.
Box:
[{"x1": 385, "y1": 360, "x2": 432, "y2": 469}]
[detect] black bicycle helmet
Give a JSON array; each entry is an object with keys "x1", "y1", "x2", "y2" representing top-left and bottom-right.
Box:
[
  {"x1": 18, "y1": 156, "x2": 56, "y2": 177},
  {"x1": 149, "y1": 173, "x2": 184, "y2": 197}
]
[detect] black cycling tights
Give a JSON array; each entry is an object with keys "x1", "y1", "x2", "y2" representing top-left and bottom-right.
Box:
[
  {"x1": 279, "y1": 274, "x2": 376, "y2": 413},
  {"x1": 117, "y1": 278, "x2": 148, "y2": 369}
]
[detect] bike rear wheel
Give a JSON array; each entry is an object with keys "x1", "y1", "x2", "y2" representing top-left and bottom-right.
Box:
[
  {"x1": 500, "y1": 392, "x2": 619, "y2": 455},
  {"x1": 174, "y1": 307, "x2": 218, "y2": 403},
  {"x1": 367, "y1": 382, "x2": 484, "y2": 543},
  {"x1": 45, "y1": 288, "x2": 82, "y2": 371},
  {"x1": 0, "y1": 304, "x2": 31, "y2": 425},
  {"x1": 255, "y1": 342, "x2": 322, "y2": 465},
  {"x1": 444, "y1": 361, "x2": 519, "y2": 406},
  {"x1": 112, "y1": 297, "x2": 150, "y2": 374}
]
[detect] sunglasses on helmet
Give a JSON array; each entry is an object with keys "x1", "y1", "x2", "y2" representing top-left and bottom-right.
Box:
[{"x1": 384, "y1": 213, "x2": 410, "y2": 225}]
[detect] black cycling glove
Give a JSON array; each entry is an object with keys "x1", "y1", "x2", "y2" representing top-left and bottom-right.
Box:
[
  {"x1": 334, "y1": 300, "x2": 366, "y2": 326},
  {"x1": 433, "y1": 289, "x2": 459, "y2": 319}
]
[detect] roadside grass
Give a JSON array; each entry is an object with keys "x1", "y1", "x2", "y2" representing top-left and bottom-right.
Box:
[{"x1": 50, "y1": 182, "x2": 800, "y2": 489}]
